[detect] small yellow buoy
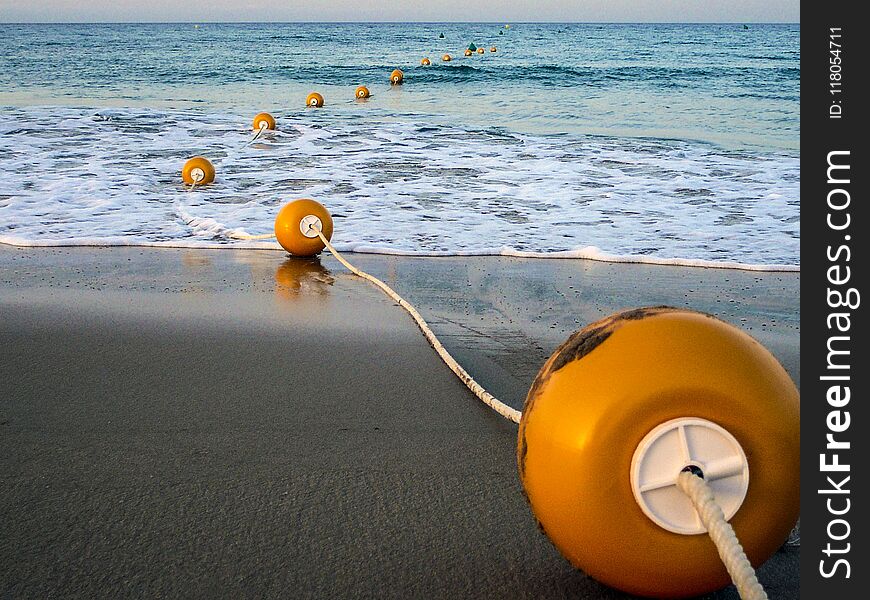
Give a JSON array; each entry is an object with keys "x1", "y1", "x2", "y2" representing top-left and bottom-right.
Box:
[
  {"x1": 477, "y1": 47, "x2": 485, "y2": 54},
  {"x1": 390, "y1": 69, "x2": 404, "y2": 84},
  {"x1": 181, "y1": 156, "x2": 215, "y2": 185},
  {"x1": 464, "y1": 49, "x2": 472, "y2": 57},
  {"x1": 274, "y1": 199, "x2": 334, "y2": 257},
  {"x1": 306, "y1": 92, "x2": 324, "y2": 107},
  {"x1": 355, "y1": 86, "x2": 370, "y2": 99},
  {"x1": 252, "y1": 112, "x2": 276, "y2": 131},
  {"x1": 490, "y1": 46, "x2": 497, "y2": 53},
  {"x1": 421, "y1": 57, "x2": 431, "y2": 66},
  {"x1": 442, "y1": 54, "x2": 452, "y2": 62},
  {"x1": 518, "y1": 307, "x2": 800, "y2": 598}
]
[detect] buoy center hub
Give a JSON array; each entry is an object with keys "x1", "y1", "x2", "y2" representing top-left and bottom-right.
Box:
[{"x1": 630, "y1": 417, "x2": 750, "y2": 535}]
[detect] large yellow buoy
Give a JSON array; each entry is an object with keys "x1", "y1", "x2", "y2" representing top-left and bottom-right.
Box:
[
  {"x1": 490, "y1": 46, "x2": 497, "y2": 53},
  {"x1": 518, "y1": 307, "x2": 799, "y2": 598},
  {"x1": 355, "y1": 85, "x2": 370, "y2": 99},
  {"x1": 421, "y1": 57, "x2": 431, "y2": 66},
  {"x1": 442, "y1": 53, "x2": 452, "y2": 62},
  {"x1": 274, "y1": 199, "x2": 334, "y2": 257},
  {"x1": 306, "y1": 92, "x2": 324, "y2": 107},
  {"x1": 181, "y1": 156, "x2": 215, "y2": 185},
  {"x1": 252, "y1": 112, "x2": 276, "y2": 131},
  {"x1": 464, "y1": 49, "x2": 472, "y2": 56},
  {"x1": 390, "y1": 69, "x2": 404, "y2": 84}
]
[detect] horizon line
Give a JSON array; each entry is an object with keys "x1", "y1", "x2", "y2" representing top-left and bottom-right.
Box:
[{"x1": 0, "y1": 20, "x2": 801, "y2": 25}]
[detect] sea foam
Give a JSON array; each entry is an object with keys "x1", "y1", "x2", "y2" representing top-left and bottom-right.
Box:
[{"x1": 0, "y1": 107, "x2": 799, "y2": 271}]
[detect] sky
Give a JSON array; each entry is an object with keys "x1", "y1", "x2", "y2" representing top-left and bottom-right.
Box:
[{"x1": 0, "y1": 1, "x2": 800, "y2": 23}]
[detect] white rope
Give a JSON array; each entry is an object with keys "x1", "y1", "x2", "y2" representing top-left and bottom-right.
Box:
[
  {"x1": 244, "y1": 123, "x2": 268, "y2": 148},
  {"x1": 228, "y1": 231, "x2": 276, "y2": 240},
  {"x1": 310, "y1": 230, "x2": 522, "y2": 423},
  {"x1": 677, "y1": 471, "x2": 769, "y2": 600}
]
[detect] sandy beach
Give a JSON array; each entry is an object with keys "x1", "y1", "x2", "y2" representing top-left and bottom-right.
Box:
[{"x1": 0, "y1": 245, "x2": 799, "y2": 598}]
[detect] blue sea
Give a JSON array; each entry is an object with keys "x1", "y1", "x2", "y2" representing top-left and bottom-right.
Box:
[{"x1": 0, "y1": 23, "x2": 799, "y2": 269}]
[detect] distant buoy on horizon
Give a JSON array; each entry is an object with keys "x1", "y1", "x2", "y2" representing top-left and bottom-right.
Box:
[
  {"x1": 355, "y1": 86, "x2": 370, "y2": 99},
  {"x1": 306, "y1": 92, "x2": 324, "y2": 107},
  {"x1": 421, "y1": 57, "x2": 431, "y2": 66},
  {"x1": 439, "y1": 33, "x2": 445, "y2": 38},
  {"x1": 252, "y1": 112, "x2": 276, "y2": 131},
  {"x1": 490, "y1": 46, "x2": 497, "y2": 53},
  {"x1": 181, "y1": 156, "x2": 215, "y2": 185},
  {"x1": 442, "y1": 54, "x2": 452, "y2": 62},
  {"x1": 390, "y1": 69, "x2": 404, "y2": 84}
]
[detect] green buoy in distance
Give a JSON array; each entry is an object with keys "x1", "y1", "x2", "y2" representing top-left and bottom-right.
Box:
[{"x1": 468, "y1": 42, "x2": 477, "y2": 51}]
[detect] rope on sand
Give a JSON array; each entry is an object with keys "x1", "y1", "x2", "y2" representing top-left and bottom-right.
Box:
[
  {"x1": 225, "y1": 227, "x2": 519, "y2": 422},
  {"x1": 677, "y1": 471, "x2": 769, "y2": 600},
  {"x1": 314, "y1": 229, "x2": 522, "y2": 424}
]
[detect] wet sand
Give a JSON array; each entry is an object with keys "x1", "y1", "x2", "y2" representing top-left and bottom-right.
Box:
[{"x1": 0, "y1": 246, "x2": 799, "y2": 599}]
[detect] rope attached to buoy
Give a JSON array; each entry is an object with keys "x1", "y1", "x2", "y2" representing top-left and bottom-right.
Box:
[
  {"x1": 225, "y1": 222, "x2": 521, "y2": 422},
  {"x1": 677, "y1": 471, "x2": 769, "y2": 600},
  {"x1": 313, "y1": 228, "x2": 522, "y2": 423},
  {"x1": 244, "y1": 122, "x2": 269, "y2": 147},
  {"x1": 229, "y1": 231, "x2": 275, "y2": 240}
]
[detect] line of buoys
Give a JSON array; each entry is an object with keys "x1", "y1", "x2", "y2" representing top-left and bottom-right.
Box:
[
  {"x1": 421, "y1": 57, "x2": 431, "y2": 66},
  {"x1": 306, "y1": 92, "x2": 325, "y2": 107},
  {"x1": 390, "y1": 69, "x2": 404, "y2": 85},
  {"x1": 252, "y1": 112, "x2": 276, "y2": 131},
  {"x1": 355, "y1": 85, "x2": 370, "y2": 99},
  {"x1": 181, "y1": 156, "x2": 215, "y2": 186}
]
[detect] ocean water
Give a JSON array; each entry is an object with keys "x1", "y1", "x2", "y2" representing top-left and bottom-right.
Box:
[{"x1": 0, "y1": 23, "x2": 800, "y2": 269}]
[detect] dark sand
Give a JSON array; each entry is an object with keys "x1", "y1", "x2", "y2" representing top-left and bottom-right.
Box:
[{"x1": 0, "y1": 246, "x2": 799, "y2": 599}]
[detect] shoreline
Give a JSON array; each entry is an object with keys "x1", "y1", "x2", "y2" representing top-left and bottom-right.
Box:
[
  {"x1": 0, "y1": 239, "x2": 800, "y2": 274},
  {"x1": 1, "y1": 245, "x2": 799, "y2": 598}
]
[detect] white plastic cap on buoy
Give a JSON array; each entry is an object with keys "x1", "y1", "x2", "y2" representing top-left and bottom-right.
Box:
[{"x1": 630, "y1": 417, "x2": 749, "y2": 535}]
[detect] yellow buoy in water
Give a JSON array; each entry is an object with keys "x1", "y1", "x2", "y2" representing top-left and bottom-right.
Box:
[
  {"x1": 355, "y1": 86, "x2": 370, "y2": 99},
  {"x1": 442, "y1": 53, "x2": 452, "y2": 62},
  {"x1": 421, "y1": 57, "x2": 431, "y2": 66},
  {"x1": 306, "y1": 92, "x2": 324, "y2": 107},
  {"x1": 390, "y1": 69, "x2": 404, "y2": 84},
  {"x1": 464, "y1": 49, "x2": 472, "y2": 56},
  {"x1": 518, "y1": 307, "x2": 800, "y2": 598},
  {"x1": 274, "y1": 199, "x2": 334, "y2": 257},
  {"x1": 477, "y1": 47, "x2": 485, "y2": 54},
  {"x1": 490, "y1": 46, "x2": 497, "y2": 53},
  {"x1": 181, "y1": 156, "x2": 215, "y2": 185},
  {"x1": 252, "y1": 112, "x2": 276, "y2": 131}
]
